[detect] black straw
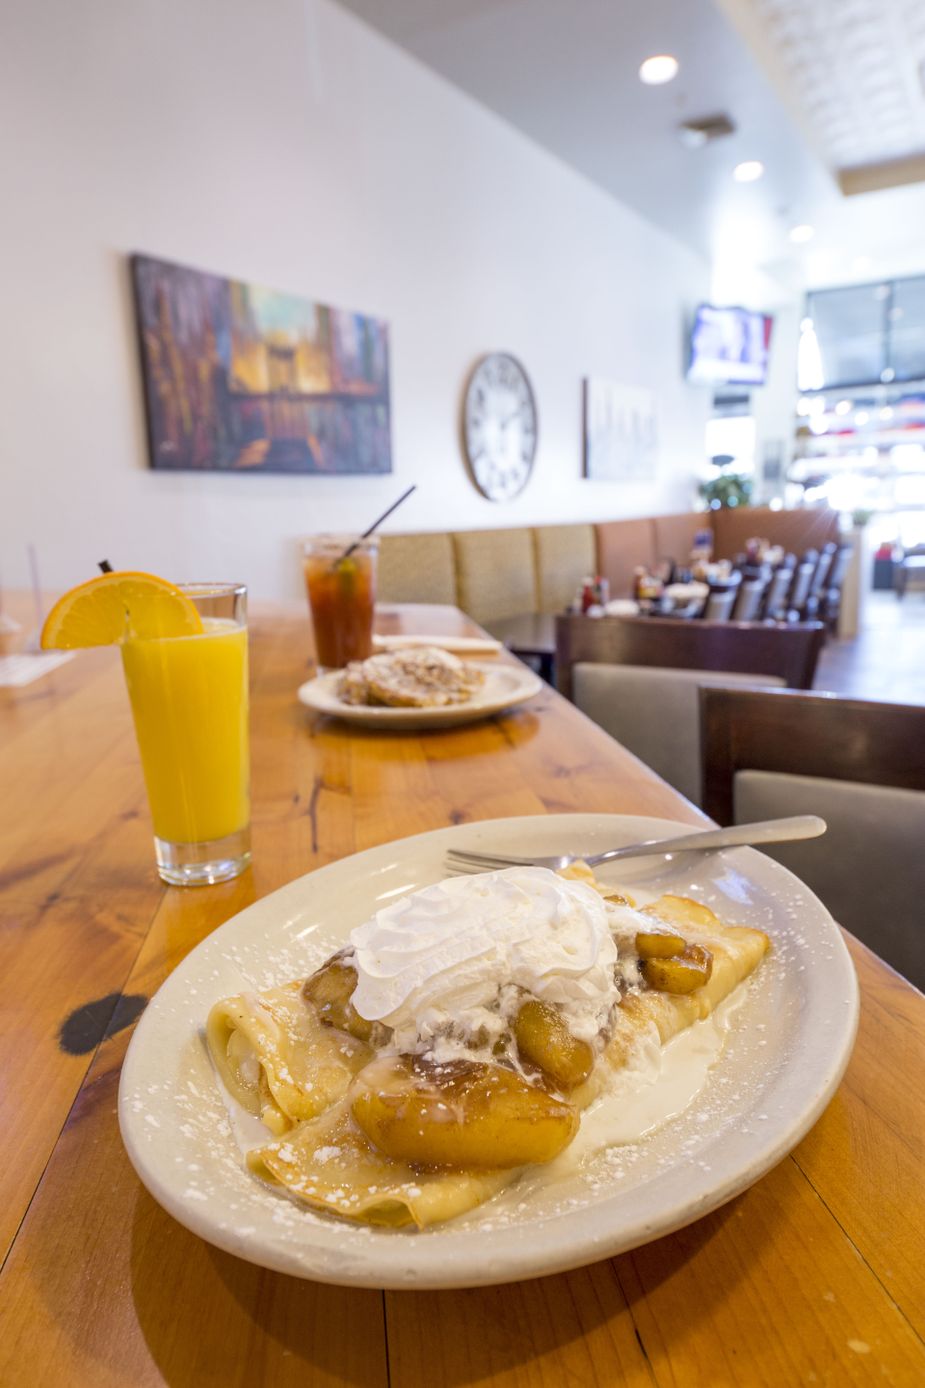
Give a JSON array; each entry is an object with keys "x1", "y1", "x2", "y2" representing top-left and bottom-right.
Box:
[{"x1": 336, "y1": 485, "x2": 417, "y2": 564}]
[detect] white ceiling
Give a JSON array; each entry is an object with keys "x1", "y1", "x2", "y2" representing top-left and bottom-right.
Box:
[
  {"x1": 334, "y1": 0, "x2": 925, "y2": 297},
  {"x1": 722, "y1": 0, "x2": 925, "y2": 179}
]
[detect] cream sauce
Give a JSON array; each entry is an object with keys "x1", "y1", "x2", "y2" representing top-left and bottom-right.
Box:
[{"x1": 530, "y1": 983, "x2": 749, "y2": 1189}]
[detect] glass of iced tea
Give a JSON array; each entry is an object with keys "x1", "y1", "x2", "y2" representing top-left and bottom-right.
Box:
[{"x1": 302, "y1": 534, "x2": 378, "y2": 671}]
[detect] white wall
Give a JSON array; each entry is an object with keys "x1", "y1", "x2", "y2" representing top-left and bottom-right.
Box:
[
  {"x1": 709, "y1": 259, "x2": 802, "y2": 504},
  {"x1": 0, "y1": 0, "x2": 710, "y2": 601}
]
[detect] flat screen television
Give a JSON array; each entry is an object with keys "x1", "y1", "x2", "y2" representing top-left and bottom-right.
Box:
[{"x1": 687, "y1": 304, "x2": 773, "y2": 386}]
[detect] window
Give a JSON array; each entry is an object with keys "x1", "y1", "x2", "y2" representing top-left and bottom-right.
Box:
[{"x1": 803, "y1": 275, "x2": 925, "y2": 390}]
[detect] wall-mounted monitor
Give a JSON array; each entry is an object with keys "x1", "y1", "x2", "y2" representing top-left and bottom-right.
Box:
[{"x1": 687, "y1": 304, "x2": 773, "y2": 387}]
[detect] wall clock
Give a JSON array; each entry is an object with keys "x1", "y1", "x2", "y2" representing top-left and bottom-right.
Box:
[{"x1": 462, "y1": 352, "x2": 538, "y2": 502}]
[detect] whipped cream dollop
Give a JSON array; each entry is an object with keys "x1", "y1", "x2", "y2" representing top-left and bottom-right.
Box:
[{"x1": 349, "y1": 866, "x2": 621, "y2": 1055}]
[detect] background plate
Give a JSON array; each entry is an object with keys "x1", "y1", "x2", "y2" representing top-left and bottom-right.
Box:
[
  {"x1": 119, "y1": 813, "x2": 858, "y2": 1289},
  {"x1": 371, "y1": 634, "x2": 502, "y2": 655},
  {"x1": 297, "y1": 660, "x2": 541, "y2": 728}
]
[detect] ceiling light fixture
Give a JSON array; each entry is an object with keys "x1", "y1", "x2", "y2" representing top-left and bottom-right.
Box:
[
  {"x1": 639, "y1": 54, "x2": 679, "y2": 85},
  {"x1": 733, "y1": 160, "x2": 764, "y2": 182},
  {"x1": 789, "y1": 224, "x2": 815, "y2": 244}
]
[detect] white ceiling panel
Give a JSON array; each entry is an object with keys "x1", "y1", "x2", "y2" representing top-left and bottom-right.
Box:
[
  {"x1": 334, "y1": 0, "x2": 925, "y2": 291},
  {"x1": 725, "y1": 0, "x2": 925, "y2": 179}
]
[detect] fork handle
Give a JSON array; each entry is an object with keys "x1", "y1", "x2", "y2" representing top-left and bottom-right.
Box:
[{"x1": 587, "y1": 815, "x2": 827, "y2": 866}]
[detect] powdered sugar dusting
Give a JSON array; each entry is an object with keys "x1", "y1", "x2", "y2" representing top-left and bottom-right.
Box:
[{"x1": 118, "y1": 819, "x2": 858, "y2": 1287}]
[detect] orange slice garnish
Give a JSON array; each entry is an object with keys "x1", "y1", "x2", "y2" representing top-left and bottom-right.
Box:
[{"x1": 40, "y1": 571, "x2": 203, "y2": 649}]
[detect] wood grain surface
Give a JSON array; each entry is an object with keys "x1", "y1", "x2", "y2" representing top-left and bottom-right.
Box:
[{"x1": 0, "y1": 599, "x2": 922, "y2": 1387}]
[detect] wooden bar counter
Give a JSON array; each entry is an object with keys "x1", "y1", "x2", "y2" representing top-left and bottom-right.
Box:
[{"x1": 0, "y1": 601, "x2": 923, "y2": 1386}]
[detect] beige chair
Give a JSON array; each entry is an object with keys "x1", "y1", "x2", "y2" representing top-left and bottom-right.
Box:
[
  {"x1": 763, "y1": 560, "x2": 796, "y2": 620},
  {"x1": 704, "y1": 581, "x2": 740, "y2": 622},
  {"x1": 732, "y1": 576, "x2": 768, "y2": 623},
  {"x1": 573, "y1": 664, "x2": 784, "y2": 805},
  {"x1": 700, "y1": 686, "x2": 925, "y2": 989},
  {"x1": 786, "y1": 557, "x2": 816, "y2": 617}
]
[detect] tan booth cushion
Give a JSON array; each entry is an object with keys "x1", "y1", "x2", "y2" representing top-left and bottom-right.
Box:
[
  {"x1": 533, "y1": 524, "x2": 597, "y2": 614},
  {"x1": 595, "y1": 519, "x2": 657, "y2": 599},
  {"x1": 653, "y1": 513, "x2": 711, "y2": 568},
  {"x1": 377, "y1": 532, "x2": 457, "y2": 606},
  {"x1": 453, "y1": 528, "x2": 539, "y2": 624},
  {"x1": 712, "y1": 506, "x2": 839, "y2": 560}
]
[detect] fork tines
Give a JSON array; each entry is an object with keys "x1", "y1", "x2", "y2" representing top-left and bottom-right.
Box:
[{"x1": 444, "y1": 849, "x2": 534, "y2": 872}]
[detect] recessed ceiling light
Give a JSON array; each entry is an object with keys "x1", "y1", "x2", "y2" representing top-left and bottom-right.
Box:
[
  {"x1": 639, "y1": 54, "x2": 679, "y2": 85},
  {"x1": 789, "y1": 224, "x2": 815, "y2": 244},
  {"x1": 733, "y1": 160, "x2": 764, "y2": 182}
]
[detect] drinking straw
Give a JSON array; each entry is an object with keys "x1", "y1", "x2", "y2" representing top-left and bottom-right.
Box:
[
  {"x1": 27, "y1": 543, "x2": 43, "y2": 631},
  {"x1": 336, "y1": 485, "x2": 417, "y2": 564}
]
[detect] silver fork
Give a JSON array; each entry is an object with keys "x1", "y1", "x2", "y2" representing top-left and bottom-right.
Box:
[{"x1": 444, "y1": 815, "x2": 826, "y2": 874}]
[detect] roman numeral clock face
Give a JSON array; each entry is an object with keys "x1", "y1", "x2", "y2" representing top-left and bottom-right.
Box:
[{"x1": 463, "y1": 353, "x2": 538, "y2": 502}]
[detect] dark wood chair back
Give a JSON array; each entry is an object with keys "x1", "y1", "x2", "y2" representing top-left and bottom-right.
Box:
[
  {"x1": 699, "y1": 687, "x2": 925, "y2": 987},
  {"x1": 555, "y1": 614, "x2": 825, "y2": 700},
  {"x1": 699, "y1": 686, "x2": 925, "y2": 824}
]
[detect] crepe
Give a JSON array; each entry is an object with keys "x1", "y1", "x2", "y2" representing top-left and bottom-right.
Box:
[
  {"x1": 209, "y1": 890, "x2": 769, "y2": 1229},
  {"x1": 206, "y1": 982, "x2": 372, "y2": 1136},
  {"x1": 246, "y1": 1102, "x2": 511, "y2": 1228}
]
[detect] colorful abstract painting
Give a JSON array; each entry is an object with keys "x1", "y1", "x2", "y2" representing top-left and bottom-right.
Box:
[{"x1": 131, "y1": 255, "x2": 391, "y2": 474}]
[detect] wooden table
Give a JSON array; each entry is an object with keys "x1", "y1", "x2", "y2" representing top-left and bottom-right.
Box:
[{"x1": 1, "y1": 600, "x2": 923, "y2": 1387}]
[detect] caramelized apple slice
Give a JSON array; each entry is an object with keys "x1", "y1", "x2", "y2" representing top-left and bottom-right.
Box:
[
  {"x1": 635, "y1": 928, "x2": 686, "y2": 959},
  {"x1": 514, "y1": 1000, "x2": 594, "y2": 1090},
  {"x1": 302, "y1": 955, "x2": 381, "y2": 1043},
  {"x1": 351, "y1": 1055, "x2": 578, "y2": 1169},
  {"x1": 641, "y1": 943, "x2": 713, "y2": 994}
]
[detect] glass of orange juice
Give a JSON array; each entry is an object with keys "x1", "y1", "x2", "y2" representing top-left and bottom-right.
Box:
[
  {"x1": 302, "y1": 535, "x2": 378, "y2": 671},
  {"x1": 120, "y1": 582, "x2": 250, "y2": 886}
]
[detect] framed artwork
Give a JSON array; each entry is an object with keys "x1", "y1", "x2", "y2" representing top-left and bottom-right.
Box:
[
  {"x1": 582, "y1": 378, "x2": 658, "y2": 482},
  {"x1": 131, "y1": 254, "x2": 392, "y2": 475}
]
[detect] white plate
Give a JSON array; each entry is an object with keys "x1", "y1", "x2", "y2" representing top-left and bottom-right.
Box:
[
  {"x1": 119, "y1": 813, "x2": 858, "y2": 1290},
  {"x1": 296, "y1": 660, "x2": 542, "y2": 729},
  {"x1": 371, "y1": 634, "x2": 503, "y2": 655}
]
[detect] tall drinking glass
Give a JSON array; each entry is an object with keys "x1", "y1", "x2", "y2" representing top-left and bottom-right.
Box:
[
  {"x1": 120, "y1": 582, "x2": 251, "y2": 886},
  {"x1": 302, "y1": 535, "x2": 378, "y2": 671}
]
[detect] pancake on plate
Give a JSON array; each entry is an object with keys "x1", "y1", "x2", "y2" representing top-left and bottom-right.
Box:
[{"x1": 336, "y1": 646, "x2": 485, "y2": 708}]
